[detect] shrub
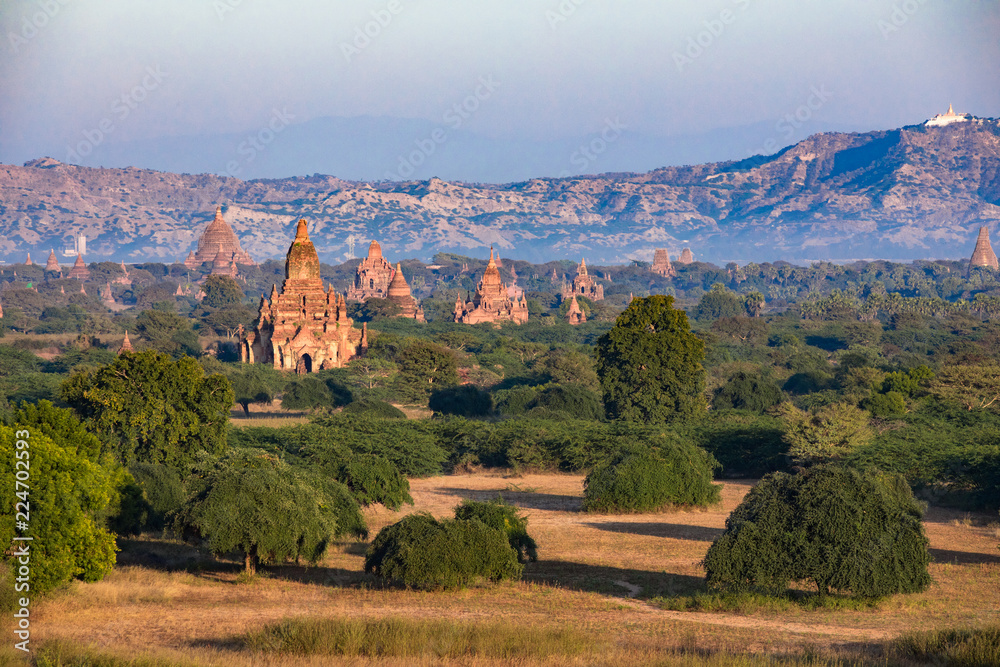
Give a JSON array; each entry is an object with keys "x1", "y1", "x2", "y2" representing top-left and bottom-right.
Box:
[
  {"x1": 340, "y1": 397, "x2": 406, "y2": 420},
  {"x1": 428, "y1": 385, "x2": 493, "y2": 417},
  {"x1": 365, "y1": 513, "x2": 522, "y2": 590},
  {"x1": 582, "y1": 443, "x2": 720, "y2": 513},
  {"x1": 862, "y1": 390, "x2": 907, "y2": 417},
  {"x1": 675, "y1": 410, "x2": 788, "y2": 477},
  {"x1": 128, "y1": 462, "x2": 185, "y2": 532},
  {"x1": 332, "y1": 454, "x2": 413, "y2": 511},
  {"x1": 281, "y1": 376, "x2": 333, "y2": 411},
  {"x1": 454, "y1": 497, "x2": 538, "y2": 562},
  {"x1": 703, "y1": 464, "x2": 931, "y2": 598},
  {"x1": 526, "y1": 383, "x2": 603, "y2": 421},
  {"x1": 492, "y1": 385, "x2": 538, "y2": 416},
  {"x1": 712, "y1": 371, "x2": 784, "y2": 412}
]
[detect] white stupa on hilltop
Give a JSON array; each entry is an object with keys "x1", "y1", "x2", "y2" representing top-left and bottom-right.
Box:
[{"x1": 926, "y1": 103, "x2": 973, "y2": 127}]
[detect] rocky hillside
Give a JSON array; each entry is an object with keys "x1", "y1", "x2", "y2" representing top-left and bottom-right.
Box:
[{"x1": 1, "y1": 118, "x2": 998, "y2": 264}]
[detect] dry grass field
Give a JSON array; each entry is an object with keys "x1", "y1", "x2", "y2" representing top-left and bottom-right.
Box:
[{"x1": 9, "y1": 473, "x2": 1000, "y2": 666}]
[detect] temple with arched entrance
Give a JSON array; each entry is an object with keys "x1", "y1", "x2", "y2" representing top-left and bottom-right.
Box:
[{"x1": 240, "y1": 219, "x2": 365, "y2": 373}]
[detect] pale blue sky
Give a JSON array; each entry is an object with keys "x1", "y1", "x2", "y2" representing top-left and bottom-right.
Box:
[{"x1": 1, "y1": 0, "x2": 997, "y2": 172}]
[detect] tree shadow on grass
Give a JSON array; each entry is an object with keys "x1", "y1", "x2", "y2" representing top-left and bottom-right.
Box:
[
  {"x1": 524, "y1": 560, "x2": 704, "y2": 600},
  {"x1": 584, "y1": 521, "x2": 724, "y2": 542},
  {"x1": 929, "y1": 547, "x2": 1000, "y2": 565},
  {"x1": 117, "y1": 534, "x2": 372, "y2": 587},
  {"x1": 434, "y1": 486, "x2": 582, "y2": 512}
]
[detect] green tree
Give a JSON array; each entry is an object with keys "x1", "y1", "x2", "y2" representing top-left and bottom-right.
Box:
[
  {"x1": 229, "y1": 364, "x2": 280, "y2": 417},
  {"x1": 172, "y1": 450, "x2": 366, "y2": 574},
  {"x1": 61, "y1": 350, "x2": 234, "y2": 468},
  {"x1": 594, "y1": 295, "x2": 706, "y2": 424},
  {"x1": 695, "y1": 283, "x2": 745, "y2": 321},
  {"x1": 393, "y1": 341, "x2": 459, "y2": 403},
  {"x1": 281, "y1": 376, "x2": 333, "y2": 411},
  {"x1": 201, "y1": 275, "x2": 245, "y2": 309},
  {"x1": 0, "y1": 425, "x2": 118, "y2": 593},
  {"x1": 704, "y1": 465, "x2": 931, "y2": 598},
  {"x1": 712, "y1": 372, "x2": 784, "y2": 412},
  {"x1": 347, "y1": 357, "x2": 398, "y2": 391},
  {"x1": 454, "y1": 497, "x2": 538, "y2": 563},
  {"x1": 927, "y1": 364, "x2": 1000, "y2": 411}
]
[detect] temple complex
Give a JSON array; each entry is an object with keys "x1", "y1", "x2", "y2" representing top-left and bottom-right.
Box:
[
  {"x1": 561, "y1": 258, "x2": 604, "y2": 301},
  {"x1": 68, "y1": 254, "x2": 90, "y2": 281},
  {"x1": 678, "y1": 248, "x2": 695, "y2": 264},
  {"x1": 191, "y1": 206, "x2": 255, "y2": 266},
  {"x1": 241, "y1": 219, "x2": 364, "y2": 373},
  {"x1": 566, "y1": 294, "x2": 586, "y2": 325},
  {"x1": 386, "y1": 263, "x2": 426, "y2": 321},
  {"x1": 651, "y1": 249, "x2": 677, "y2": 277},
  {"x1": 346, "y1": 240, "x2": 394, "y2": 301},
  {"x1": 454, "y1": 248, "x2": 529, "y2": 324},
  {"x1": 45, "y1": 250, "x2": 59, "y2": 272},
  {"x1": 969, "y1": 226, "x2": 999, "y2": 271}
]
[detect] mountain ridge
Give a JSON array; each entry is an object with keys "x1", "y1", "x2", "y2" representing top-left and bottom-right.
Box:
[{"x1": 1, "y1": 118, "x2": 998, "y2": 265}]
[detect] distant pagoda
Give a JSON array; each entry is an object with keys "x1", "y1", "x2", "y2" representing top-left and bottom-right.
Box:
[
  {"x1": 561, "y1": 258, "x2": 604, "y2": 302},
  {"x1": 969, "y1": 226, "x2": 999, "y2": 271},
  {"x1": 678, "y1": 248, "x2": 695, "y2": 265},
  {"x1": 24, "y1": 253, "x2": 33, "y2": 266},
  {"x1": 566, "y1": 294, "x2": 586, "y2": 325},
  {"x1": 651, "y1": 249, "x2": 676, "y2": 277},
  {"x1": 454, "y1": 248, "x2": 528, "y2": 325},
  {"x1": 386, "y1": 263, "x2": 425, "y2": 322},
  {"x1": 192, "y1": 206, "x2": 255, "y2": 266},
  {"x1": 346, "y1": 240, "x2": 394, "y2": 301},
  {"x1": 68, "y1": 253, "x2": 90, "y2": 281},
  {"x1": 45, "y1": 249, "x2": 60, "y2": 272}
]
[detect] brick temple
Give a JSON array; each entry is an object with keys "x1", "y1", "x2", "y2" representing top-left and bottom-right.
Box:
[
  {"x1": 240, "y1": 219, "x2": 365, "y2": 373},
  {"x1": 969, "y1": 226, "x2": 999, "y2": 271},
  {"x1": 190, "y1": 206, "x2": 255, "y2": 267},
  {"x1": 561, "y1": 258, "x2": 604, "y2": 302},
  {"x1": 454, "y1": 248, "x2": 528, "y2": 324},
  {"x1": 387, "y1": 262, "x2": 425, "y2": 321},
  {"x1": 651, "y1": 249, "x2": 677, "y2": 277},
  {"x1": 346, "y1": 240, "x2": 394, "y2": 301}
]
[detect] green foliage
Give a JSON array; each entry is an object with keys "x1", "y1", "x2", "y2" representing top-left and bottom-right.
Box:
[
  {"x1": 881, "y1": 365, "x2": 934, "y2": 397},
  {"x1": 281, "y1": 376, "x2": 333, "y2": 411},
  {"x1": 172, "y1": 450, "x2": 366, "y2": 573},
  {"x1": 534, "y1": 348, "x2": 600, "y2": 391},
  {"x1": 0, "y1": 345, "x2": 41, "y2": 376},
  {"x1": 228, "y1": 364, "x2": 282, "y2": 417},
  {"x1": 676, "y1": 410, "x2": 788, "y2": 477},
  {"x1": 862, "y1": 390, "x2": 907, "y2": 417},
  {"x1": 594, "y1": 295, "x2": 706, "y2": 424},
  {"x1": 340, "y1": 397, "x2": 406, "y2": 419},
  {"x1": 428, "y1": 384, "x2": 493, "y2": 417},
  {"x1": 492, "y1": 385, "x2": 539, "y2": 417},
  {"x1": 695, "y1": 283, "x2": 746, "y2": 321},
  {"x1": 328, "y1": 453, "x2": 413, "y2": 511},
  {"x1": 703, "y1": 464, "x2": 931, "y2": 597},
  {"x1": 892, "y1": 626, "x2": 1000, "y2": 667},
  {"x1": 200, "y1": 275, "x2": 245, "y2": 309},
  {"x1": 364, "y1": 513, "x2": 522, "y2": 590},
  {"x1": 927, "y1": 364, "x2": 1000, "y2": 411},
  {"x1": 454, "y1": 497, "x2": 538, "y2": 563},
  {"x1": 712, "y1": 371, "x2": 784, "y2": 412},
  {"x1": 0, "y1": 425, "x2": 118, "y2": 593},
  {"x1": 776, "y1": 402, "x2": 874, "y2": 466},
  {"x1": 582, "y1": 442, "x2": 720, "y2": 513},
  {"x1": 526, "y1": 383, "x2": 603, "y2": 421},
  {"x1": 134, "y1": 309, "x2": 200, "y2": 357},
  {"x1": 392, "y1": 341, "x2": 459, "y2": 403},
  {"x1": 61, "y1": 350, "x2": 234, "y2": 468},
  {"x1": 128, "y1": 462, "x2": 185, "y2": 532}
]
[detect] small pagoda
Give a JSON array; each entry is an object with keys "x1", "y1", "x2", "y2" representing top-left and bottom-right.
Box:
[
  {"x1": 346, "y1": 240, "x2": 394, "y2": 301},
  {"x1": 561, "y1": 258, "x2": 604, "y2": 302},
  {"x1": 68, "y1": 254, "x2": 90, "y2": 281},
  {"x1": 969, "y1": 226, "x2": 999, "y2": 271},
  {"x1": 454, "y1": 248, "x2": 528, "y2": 325},
  {"x1": 386, "y1": 263, "x2": 425, "y2": 322}
]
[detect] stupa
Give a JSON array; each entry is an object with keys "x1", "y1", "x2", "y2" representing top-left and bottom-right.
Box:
[
  {"x1": 240, "y1": 219, "x2": 364, "y2": 373},
  {"x1": 45, "y1": 250, "x2": 60, "y2": 272},
  {"x1": 183, "y1": 251, "x2": 199, "y2": 270},
  {"x1": 192, "y1": 206, "x2": 255, "y2": 266},
  {"x1": 346, "y1": 240, "x2": 394, "y2": 301},
  {"x1": 454, "y1": 248, "x2": 529, "y2": 324},
  {"x1": 566, "y1": 294, "x2": 586, "y2": 325},
  {"x1": 116, "y1": 331, "x2": 133, "y2": 355},
  {"x1": 386, "y1": 263, "x2": 426, "y2": 321},
  {"x1": 68, "y1": 253, "x2": 90, "y2": 281},
  {"x1": 969, "y1": 226, "x2": 999, "y2": 271},
  {"x1": 561, "y1": 258, "x2": 604, "y2": 302},
  {"x1": 24, "y1": 253, "x2": 33, "y2": 266},
  {"x1": 651, "y1": 249, "x2": 676, "y2": 277},
  {"x1": 678, "y1": 248, "x2": 695, "y2": 264}
]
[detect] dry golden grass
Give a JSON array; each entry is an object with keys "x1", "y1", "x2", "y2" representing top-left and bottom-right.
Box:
[{"x1": 23, "y1": 474, "x2": 1000, "y2": 666}]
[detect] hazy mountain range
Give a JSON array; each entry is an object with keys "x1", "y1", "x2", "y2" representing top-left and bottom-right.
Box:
[{"x1": 1, "y1": 117, "x2": 998, "y2": 266}]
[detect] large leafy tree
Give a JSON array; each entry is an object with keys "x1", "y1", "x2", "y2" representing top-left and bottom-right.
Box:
[
  {"x1": 393, "y1": 341, "x2": 458, "y2": 403},
  {"x1": 172, "y1": 450, "x2": 366, "y2": 574},
  {"x1": 201, "y1": 275, "x2": 245, "y2": 309},
  {"x1": 61, "y1": 350, "x2": 234, "y2": 468},
  {"x1": 704, "y1": 465, "x2": 931, "y2": 598},
  {"x1": 594, "y1": 295, "x2": 706, "y2": 423}
]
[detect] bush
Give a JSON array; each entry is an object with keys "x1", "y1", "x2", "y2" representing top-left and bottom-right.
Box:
[
  {"x1": 676, "y1": 410, "x2": 788, "y2": 477},
  {"x1": 428, "y1": 385, "x2": 493, "y2": 417},
  {"x1": 582, "y1": 443, "x2": 720, "y2": 513},
  {"x1": 454, "y1": 497, "x2": 538, "y2": 563},
  {"x1": 128, "y1": 462, "x2": 185, "y2": 532},
  {"x1": 332, "y1": 454, "x2": 413, "y2": 510},
  {"x1": 340, "y1": 397, "x2": 406, "y2": 420},
  {"x1": 526, "y1": 383, "x2": 603, "y2": 421},
  {"x1": 862, "y1": 390, "x2": 907, "y2": 417},
  {"x1": 712, "y1": 371, "x2": 784, "y2": 412},
  {"x1": 703, "y1": 464, "x2": 931, "y2": 598},
  {"x1": 365, "y1": 513, "x2": 522, "y2": 590},
  {"x1": 281, "y1": 376, "x2": 333, "y2": 411}
]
